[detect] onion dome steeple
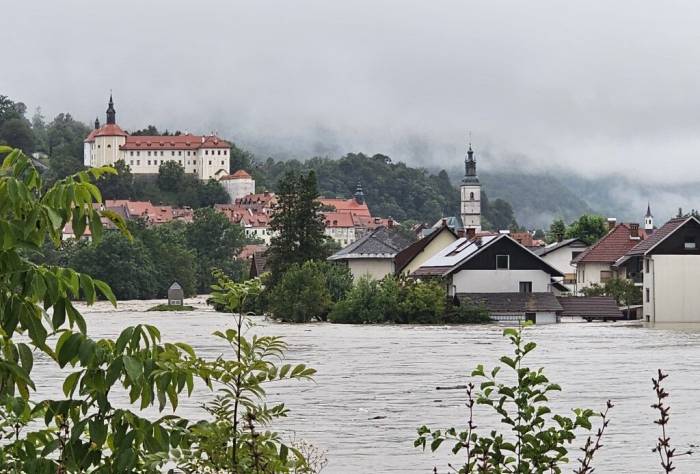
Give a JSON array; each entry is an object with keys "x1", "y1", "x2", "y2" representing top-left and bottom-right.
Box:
[
  {"x1": 462, "y1": 142, "x2": 479, "y2": 184},
  {"x1": 354, "y1": 181, "x2": 365, "y2": 205},
  {"x1": 106, "y1": 93, "x2": 116, "y2": 125}
]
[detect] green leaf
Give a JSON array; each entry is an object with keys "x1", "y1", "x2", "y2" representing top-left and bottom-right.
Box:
[
  {"x1": 62, "y1": 371, "x2": 81, "y2": 397},
  {"x1": 94, "y1": 279, "x2": 116, "y2": 306},
  {"x1": 123, "y1": 355, "x2": 143, "y2": 382}
]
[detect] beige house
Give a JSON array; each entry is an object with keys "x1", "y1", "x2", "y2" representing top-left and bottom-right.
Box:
[
  {"x1": 618, "y1": 216, "x2": 700, "y2": 323},
  {"x1": 328, "y1": 226, "x2": 413, "y2": 280},
  {"x1": 84, "y1": 95, "x2": 230, "y2": 180},
  {"x1": 394, "y1": 224, "x2": 458, "y2": 276}
]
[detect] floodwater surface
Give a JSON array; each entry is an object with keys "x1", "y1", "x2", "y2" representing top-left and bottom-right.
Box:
[{"x1": 35, "y1": 298, "x2": 700, "y2": 473}]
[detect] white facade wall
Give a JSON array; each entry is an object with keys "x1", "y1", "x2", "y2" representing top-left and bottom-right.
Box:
[
  {"x1": 348, "y1": 259, "x2": 394, "y2": 280},
  {"x1": 451, "y1": 269, "x2": 551, "y2": 294},
  {"x1": 222, "y1": 178, "x2": 255, "y2": 202},
  {"x1": 646, "y1": 255, "x2": 700, "y2": 323},
  {"x1": 244, "y1": 226, "x2": 275, "y2": 245},
  {"x1": 541, "y1": 246, "x2": 584, "y2": 292},
  {"x1": 324, "y1": 227, "x2": 357, "y2": 247},
  {"x1": 90, "y1": 141, "x2": 229, "y2": 180},
  {"x1": 460, "y1": 184, "x2": 481, "y2": 231},
  {"x1": 576, "y1": 262, "x2": 617, "y2": 290}
]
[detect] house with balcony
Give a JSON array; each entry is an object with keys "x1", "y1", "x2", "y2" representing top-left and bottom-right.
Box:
[{"x1": 616, "y1": 216, "x2": 700, "y2": 323}]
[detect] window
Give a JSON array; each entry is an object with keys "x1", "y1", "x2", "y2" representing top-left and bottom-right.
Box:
[
  {"x1": 178, "y1": 151, "x2": 182, "y2": 156},
  {"x1": 645, "y1": 258, "x2": 650, "y2": 273},
  {"x1": 224, "y1": 150, "x2": 227, "y2": 155},
  {"x1": 187, "y1": 161, "x2": 190, "y2": 165},
  {"x1": 147, "y1": 160, "x2": 151, "y2": 165},
  {"x1": 179, "y1": 160, "x2": 182, "y2": 164},
  {"x1": 646, "y1": 288, "x2": 650, "y2": 303},
  {"x1": 519, "y1": 281, "x2": 532, "y2": 293},
  {"x1": 130, "y1": 160, "x2": 133, "y2": 165},
  {"x1": 107, "y1": 144, "x2": 111, "y2": 148},
  {"x1": 496, "y1": 255, "x2": 509, "y2": 269},
  {"x1": 684, "y1": 236, "x2": 697, "y2": 250},
  {"x1": 172, "y1": 151, "x2": 175, "y2": 156},
  {"x1": 148, "y1": 151, "x2": 151, "y2": 156},
  {"x1": 137, "y1": 151, "x2": 140, "y2": 156},
  {"x1": 160, "y1": 151, "x2": 164, "y2": 156},
  {"x1": 217, "y1": 150, "x2": 221, "y2": 155},
  {"x1": 187, "y1": 151, "x2": 190, "y2": 156},
  {"x1": 208, "y1": 160, "x2": 212, "y2": 165},
  {"x1": 130, "y1": 151, "x2": 134, "y2": 156},
  {"x1": 136, "y1": 160, "x2": 140, "y2": 165},
  {"x1": 221, "y1": 160, "x2": 224, "y2": 165},
  {"x1": 97, "y1": 145, "x2": 100, "y2": 149},
  {"x1": 193, "y1": 160, "x2": 197, "y2": 165},
  {"x1": 205, "y1": 150, "x2": 209, "y2": 155},
  {"x1": 600, "y1": 270, "x2": 613, "y2": 282},
  {"x1": 469, "y1": 192, "x2": 474, "y2": 200}
]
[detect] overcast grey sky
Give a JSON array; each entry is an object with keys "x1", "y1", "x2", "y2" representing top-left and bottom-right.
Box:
[{"x1": 4, "y1": 0, "x2": 700, "y2": 182}]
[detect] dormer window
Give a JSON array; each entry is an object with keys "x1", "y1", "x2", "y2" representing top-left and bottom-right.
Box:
[{"x1": 684, "y1": 236, "x2": 697, "y2": 250}]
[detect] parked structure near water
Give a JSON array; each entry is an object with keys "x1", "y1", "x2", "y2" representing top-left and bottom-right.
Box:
[{"x1": 167, "y1": 282, "x2": 184, "y2": 306}]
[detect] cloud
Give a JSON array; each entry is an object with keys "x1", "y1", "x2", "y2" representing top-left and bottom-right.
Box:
[{"x1": 4, "y1": 0, "x2": 700, "y2": 182}]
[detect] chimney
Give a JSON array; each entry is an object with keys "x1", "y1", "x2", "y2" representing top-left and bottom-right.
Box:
[
  {"x1": 387, "y1": 217, "x2": 394, "y2": 228},
  {"x1": 556, "y1": 232, "x2": 564, "y2": 243},
  {"x1": 441, "y1": 218, "x2": 447, "y2": 227},
  {"x1": 630, "y1": 223, "x2": 640, "y2": 239},
  {"x1": 466, "y1": 228, "x2": 476, "y2": 240},
  {"x1": 607, "y1": 217, "x2": 617, "y2": 231}
]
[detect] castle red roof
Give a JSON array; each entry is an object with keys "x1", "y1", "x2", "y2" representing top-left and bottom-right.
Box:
[
  {"x1": 85, "y1": 124, "x2": 128, "y2": 142},
  {"x1": 120, "y1": 133, "x2": 230, "y2": 150},
  {"x1": 573, "y1": 224, "x2": 646, "y2": 264},
  {"x1": 220, "y1": 170, "x2": 253, "y2": 180},
  {"x1": 323, "y1": 212, "x2": 357, "y2": 228}
]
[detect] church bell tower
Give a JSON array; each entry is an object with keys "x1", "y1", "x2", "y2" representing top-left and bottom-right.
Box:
[{"x1": 460, "y1": 142, "x2": 481, "y2": 232}]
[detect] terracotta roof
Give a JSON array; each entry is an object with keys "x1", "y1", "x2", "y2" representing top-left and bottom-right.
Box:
[
  {"x1": 104, "y1": 199, "x2": 177, "y2": 225},
  {"x1": 557, "y1": 296, "x2": 623, "y2": 319},
  {"x1": 238, "y1": 244, "x2": 268, "y2": 260},
  {"x1": 573, "y1": 224, "x2": 646, "y2": 264},
  {"x1": 217, "y1": 206, "x2": 271, "y2": 227},
  {"x1": 457, "y1": 293, "x2": 563, "y2": 313},
  {"x1": 220, "y1": 169, "x2": 253, "y2": 180},
  {"x1": 625, "y1": 217, "x2": 694, "y2": 256},
  {"x1": 323, "y1": 212, "x2": 356, "y2": 228},
  {"x1": 120, "y1": 133, "x2": 230, "y2": 150},
  {"x1": 85, "y1": 124, "x2": 128, "y2": 142},
  {"x1": 319, "y1": 198, "x2": 371, "y2": 218},
  {"x1": 394, "y1": 224, "x2": 455, "y2": 274}
]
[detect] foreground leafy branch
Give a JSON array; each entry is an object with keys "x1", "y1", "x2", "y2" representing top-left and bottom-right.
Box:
[{"x1": 416, "y1": 327, "x2": 608, "y2": 474}]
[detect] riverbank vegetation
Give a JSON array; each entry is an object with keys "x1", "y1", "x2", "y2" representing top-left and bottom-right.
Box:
[
  {"x1": 147, "y1": 304, "x2": 196, "y2": 311},
  {"x1": 0, "y1": 147, "x2": 319, "y2": 473}
]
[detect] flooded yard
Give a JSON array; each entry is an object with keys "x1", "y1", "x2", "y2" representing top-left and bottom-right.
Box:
[{"x1": 35, "y1": 298, "x2": 700, "y2": 473}]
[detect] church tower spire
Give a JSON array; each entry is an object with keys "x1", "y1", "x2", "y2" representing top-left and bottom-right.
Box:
[
  {"x1": 645, "y1": 202, "x2": 654, "y2": 232},
  {"x1": 460, "y1": 138, "x2": 481, "y2": 233},
  {"x1": 106, "y1": 93, "x2": 116, "y2": 124}
]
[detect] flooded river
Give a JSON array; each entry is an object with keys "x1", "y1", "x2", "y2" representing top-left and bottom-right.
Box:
[{"x1": 35, "y1": 298, "x2": 700, "y2": 473}]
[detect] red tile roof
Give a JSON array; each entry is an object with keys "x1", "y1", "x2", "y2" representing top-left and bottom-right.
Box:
[
  {"x1": 120, "y1": 133, "x2": 230, "y2": 150},
  {"x1": 85, "y1": 124, "x2": 128, "y2": 142},
  {"x1": 323, "y1": 212, "x2": 356, "y2": 228},
  {"x1": 574, "y1": 224, "x2": 646, "y2": 263},
  {"x1": 319, "y1": 198, "x2": 371, "y2": 218},
  {"x1": 220, "y1": 169, "x2": 252, "y2": 180}
]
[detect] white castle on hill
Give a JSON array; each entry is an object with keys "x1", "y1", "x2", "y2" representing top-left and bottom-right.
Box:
[{"x1": 84, "y1": 95, "x2": 231, "y2": 180}]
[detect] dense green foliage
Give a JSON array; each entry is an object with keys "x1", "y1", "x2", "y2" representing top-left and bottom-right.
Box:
[
  {"x1": 580, "y1": 277, "x2": 641, "y2": 306},
  {"x1": 50, "y1": 209, "x2": 247, "y2": 299},
  {"x1": 268, "y1": 261, "x2": 352, "y2": 322},
  {"x1": 329, "y1": 276, "x2": 449, "y2": 324},
  {"x1": 565, "y1": 214, "x2": 609, "y2": 245},
  {"x1": 416, "y1": 327, "x2": 605, "y2": 473},
  {"x1": 147, "y1": 304, "x2": 196, "y2": 311},
  {"x1": 267, "y1": 170, "x2": 331, "y2": 284}
]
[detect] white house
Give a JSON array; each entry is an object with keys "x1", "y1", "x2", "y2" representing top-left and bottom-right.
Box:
[
  {"x1": 412, "y1": 234, "x2": 564, "y2": 324},
  {"x1": 619, "y1": 216, "x2": 700, "y2": 323},
  {"x1": 84, "y1": 95, "x2": 230, "y2": 180},
  {"x1": 328, "y1": 226, "x2": 413, "y2": 280},
  {"x1": 534, "y1": 238, "x2": 588, "y2": 293}
]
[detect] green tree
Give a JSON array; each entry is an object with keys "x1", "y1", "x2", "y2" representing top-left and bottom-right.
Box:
[
  {"x1": 31, "y1": 107, "x2": 48, "y2": 153},
  {"x1": 566, "y1": 214, "x2": 608, "y2": 245},
  {"x1": 0, "y1": 117, "x2": 34, "y2": 152},
  {"x1": 483, "y1": 197, "x2": 518, "y2": 231},
  {"x1": 187, "y1": 208, "x2": 246, "y2": 291},
  {"x1": 229, "y1": 142, "x2": 255, "y2": 174},
  {"x1": 158, "y1": 160, "x2": 186, "y2": 192},
  {"x1": 269, "y1": 261, "x2": 332, "y2": 322},
  {"x1": 46, "y1": 113, "x2": 90, "y2": 181},
  {"x1": 197, "y1": 177, "x2": 231, "y2": 206},
  {"x1": 267, "y1": 170, "x2": 329, "y2": 282},
  {"x1": 66, "y1": 231, "x2": 158, "y2": 300},
  {"x1": 97, "y1": 159, "x2": 134, "y2": 199},
  {"x1": 580, "y1": 278, "x2": 641, "y2": 306},
  {"x1": 547, "y1": 218, "x2": 567, "y2": 243}
]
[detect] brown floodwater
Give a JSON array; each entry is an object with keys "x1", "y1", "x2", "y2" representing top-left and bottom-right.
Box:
[{"x1": 33, "y1": 298, "x2": 700, "y2": 473}]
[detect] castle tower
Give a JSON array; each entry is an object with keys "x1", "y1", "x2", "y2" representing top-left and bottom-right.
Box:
[
  {"x1": 91, "y1": 94, "x2": 127, "y2": 167},
  {"x1": 354, "y1": 181, "x2": 365, "y2": 205},
  {"x1": 460, "y1": 143, "x2": 481, "y2": 232},
  {"x1": 644, "y1": 203, "x2": 654, "y2": 233},
  {"x1": 106, "y1": 93, "x2": 116, "y2": 124}
]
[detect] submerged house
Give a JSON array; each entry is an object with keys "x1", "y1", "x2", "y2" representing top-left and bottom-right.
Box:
[
  {"x1": 412, "y1": 234, "x2": 564, "y2": 324},
  {"x1": 328, "y1": 226, "x2": 414, "y2": 280},
  {"x1": 616, "y1": 216, "x2": 700, "y2": 323}
]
